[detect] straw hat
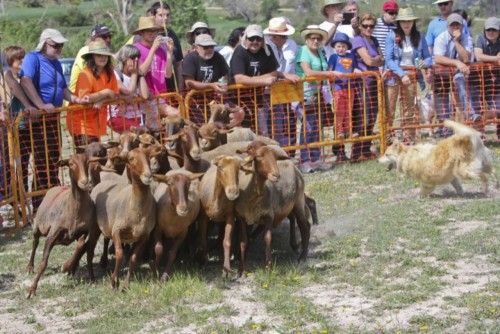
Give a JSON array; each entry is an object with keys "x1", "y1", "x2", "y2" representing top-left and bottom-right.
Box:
[
  {"x1": 300, "y1": 25, "x2": 328, "y2": 41},
  {"x1": 185, "y1": 22, "x2": 216, "y2": 44},
  {"x1": 396, "y1": 8, "x2": 419, "y2": 21},
  {"x1": 263, "y1": 17, "x2": 295, "y2": 36},
  {"x1": 321, "y1": 0, "x2": 346, "y2": 17},
  {"x1": 82, "y1": 39, "x2": 115, "y2": 59},
  {"x1": 133, "y1": 16, "x2": 164, "y2": 35}
]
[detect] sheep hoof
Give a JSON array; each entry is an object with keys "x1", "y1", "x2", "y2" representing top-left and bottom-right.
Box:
[
  {"x1": 160, "y1": 273, "x2": 171, "y2": 282},
  {"x1": 26, "y1": 265, "x2": 34, "y2": 274},
  {"x1": 26, "y1": 286, "x2": 36, "y2": 299}
]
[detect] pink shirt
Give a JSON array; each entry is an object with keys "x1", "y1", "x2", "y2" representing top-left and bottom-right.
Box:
[{"x1": 134, "y1": 41, "x2": 168, "y2": 95}]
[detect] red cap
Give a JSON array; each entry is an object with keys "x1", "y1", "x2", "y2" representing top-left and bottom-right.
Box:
[{"x1": 383, "y1": 0, "x2": 399, "y2": 11}]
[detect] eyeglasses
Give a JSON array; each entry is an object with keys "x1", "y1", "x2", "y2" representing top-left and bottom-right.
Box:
[
  {"x1": 194, "y1": 29, "x2": 210, "y2": 36},
  {"x1": 485, "y1": 28, "x2": 498, "y2": 32},
  {"x1": 438, "y1": 1, "x2": 451, "y2": 6},
  {"x1": 386, "y1": 11, "x2": 398, "y2": 16},
  {"x1": 247, "y1": 36, "x2": 263, "y2": 42},
  {"x1": 361, "y1": 24, "x2": 375, "y2": 29},
  {"x1": 100, "y1": 34, "x2": 112, "y2": 39},
  {"x1": 46, "y1": 42, "x2": 64, "y2": 49}
]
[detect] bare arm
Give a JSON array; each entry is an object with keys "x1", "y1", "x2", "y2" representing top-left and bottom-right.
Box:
[
  {"x1": 300, "y1": 61, "x2": 334, "y2": 78},
  {"x1": 453, "y1": 40, "x2": 470, "y2": 63},
  {"x1": 434, "y1": 55, "x2": 469, "y2": 74},
  {"x1": 5, "y1": 71, "x2": 35, "y2": 109},
  {"x1": 356, "y1": 47, "x2": 384, "y2": 67},
  {"x1": 474, "y1": 48, "x2": 498, "y2": 63},
  {"x1": 20, "y1": 76, "x2": 48, "y2": 109},
  {"x1": 139, "y1": 37, "x2": 162, "y2": 76},
  {"x1": 234, "y1": 72, "x2": 278, "y2": 86}
]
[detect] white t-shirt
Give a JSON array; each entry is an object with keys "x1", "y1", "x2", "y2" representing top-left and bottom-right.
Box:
[
  {"x1": 219, "y1": 45, "x2": 234, "y2": 66},
  {"x1": 110, "y1": 70, "x2": 142, "y2": 120},
  {"x1": 400, "y1": 36, "x2": 415, "y2": 67}
]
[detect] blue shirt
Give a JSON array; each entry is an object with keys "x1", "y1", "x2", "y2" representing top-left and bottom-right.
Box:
[
  {"x1": 434, "y1": 30, "x2": 473, "y2": 59},
  {"x1": 385, "y1": 31, "x2": 432, "y2": 78},
  {"x1": 327, "y1": 53, "x2": 358, "y2": 90},
  {"x1": 21, "y1": 51, "x2": 67, "y2": 107}
]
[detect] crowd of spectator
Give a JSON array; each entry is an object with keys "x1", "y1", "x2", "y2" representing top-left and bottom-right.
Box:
[{"x1": 0, "y1": 0, "x2": 499, "y2": 206}]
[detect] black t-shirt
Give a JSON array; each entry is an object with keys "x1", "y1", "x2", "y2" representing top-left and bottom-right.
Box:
[
  {"x1": 229, "y1": 44, "x2": 278, "y2": 83},
  {"x1": 182, "y1": 51, "x2": 228, "y2": 83}
]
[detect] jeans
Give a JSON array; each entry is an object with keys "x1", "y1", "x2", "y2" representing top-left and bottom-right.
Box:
[{"x1": 298, "y1": 97, "x2": 321, "y2": 163}]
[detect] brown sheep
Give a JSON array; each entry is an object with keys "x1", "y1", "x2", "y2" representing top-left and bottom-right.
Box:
[
  {"x1": 90, "y1": 148, "x2": 156, "y2": 290},
  {"x1": 152, "y1": 170, "x2": 204, "y2": 281},
  {"x1": 26, "y1": 154, "x2": 100, "y2": 298}
]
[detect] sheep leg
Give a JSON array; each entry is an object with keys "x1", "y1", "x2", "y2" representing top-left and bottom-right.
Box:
[
  {"x1": 124, "y1": 238, "x2": 146, "y2": 290},
  {"x1": 222, "y1": 214, "x2": 235, "y2": 276},
  {"x1": 238, "y1": 220, "x2": 248, "y2": 276},
  {"x1": 61, "y1": 234, "x2": 87, "y2": 275},
  {"x1": 27, "y1": 229, "x2": 41, "y2": 274},
  {"x1": 288, "y1": 214, "x2": 299, "y2": 254},
  {"x1": 153, "y1": 227, "x2": 164, "y2": 278},
  {"x1": 161, "y1": 233, "x2": 187, "y2": 282},
  {"x1": 305, "y1": 195, "x2": 318, "y2": 225},
  {"x1": 294, "y1": 208, "x2": 311, "y2": 262},
  {"x1": 85, "y1": 225, "x2": 100, "y2": 282},
  {"x1": 111, "y1": 232, "x2": 123, "y2": 290},
  {"x1": 195, "y1": 212, "x2": 209, "y2": 265},
  {"x1": 263, "y1": 220, "x2": 273, "y2": 268},
  {"x1": 27, "y1": 229, "x2": 62, "y2": 299},
  {"x1": 99, "y1": 237, "x2": 110, "y2": 269}
]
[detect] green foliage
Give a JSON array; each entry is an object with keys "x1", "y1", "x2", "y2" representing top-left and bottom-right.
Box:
[
  {"x1": 170, "y1": 0, "x2": 208, "y2": 41},
  {"x1": 55, "y1": 6, "x2": 91, "y2": 27},
  {"x1": 21, "y1": 0, "x2": 43, "y2": 8}
]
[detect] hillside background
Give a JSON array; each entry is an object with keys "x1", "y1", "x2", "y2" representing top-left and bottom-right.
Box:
[{"x1": 0, "y1": 0, "x2": 497, "y2": 59}]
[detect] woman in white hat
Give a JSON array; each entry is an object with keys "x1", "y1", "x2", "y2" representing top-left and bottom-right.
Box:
[
  {"x1": 295, "y1": 25, "x2": 335, "y2": 173},
  {"x1": 185, "y1": 22, "x2": 216, "y2": 54},
  {"x1": 67, "y1": 39, "x2": 120, "y2": 146},
  {"x1": 385, "y1": 7, "x2": 432, "y2": 143}
]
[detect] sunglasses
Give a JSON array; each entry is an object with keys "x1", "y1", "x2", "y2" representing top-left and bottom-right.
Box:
[
  {"x1": 361, "y1": 24, "x2": 375, "y2": 29},
  {"x1": 386, "y1": 11, "x2": 398, "y2": 15},
  {"x1": 247, "y1": 36, "x2": 263, "y2": 42},
  {"x1": 200, "y1": 45, "x2": 215, "y2": 50},
  {"x1": 308, "y1": 36, "x2": 323, "y2": 41},
  {"x1": 46, "y1": 42, "x2": 64, "y2": 49},
  {"x1": 485, "y1": 28, "x2": 498, "y2": 32},
  {"x1": 438, "y1": 1, "x2": 451, "y2": 6},
  {"x1": 194, "y1": 29, "x2": 210, "y2": 36},
  {"x1": 100, "y1": 34, "x2": 112, "y2": 39}
]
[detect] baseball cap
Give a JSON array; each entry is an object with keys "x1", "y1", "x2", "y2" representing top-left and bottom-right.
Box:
[
  {"x1": 383, "y1": 0, "x2": 399, "y2": 11},
  {"x1": 36, "y1": 28, "x2": 68, "y2": 51},
  {"x1": 484, "y1": 17, "x2": 499, "y2": 30},
  {"x1": 91, "y1": 24, "x2": 112, "y2": 38},
  {"x1": 447, "y1": 13, "x2": 463, "y2": 26},
  {"x1": 245, "y1": 25, "x2": 264, "y2": 38}
]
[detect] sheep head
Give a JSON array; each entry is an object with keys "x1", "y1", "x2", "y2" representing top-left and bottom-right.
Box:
[
  {"x1": 126, "y1": 148, "x2": 152, "y2": 185},
  {"x1": 237, "y1": 141, "x2": 284, "y2": 183},
  {"x1": 58, "y1": 154, "x2": 91, "y2": 191},
  {"x1": 154, "y1": 172, "x2": 204, "y2": 216},
  {"x1": 212, "y1": 155, "x2": 241, "y2": 201}
]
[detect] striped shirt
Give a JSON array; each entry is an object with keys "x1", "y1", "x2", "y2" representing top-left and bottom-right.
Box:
[{"x1": 372, "y1": 17, "x2": 396, "y2": 55}]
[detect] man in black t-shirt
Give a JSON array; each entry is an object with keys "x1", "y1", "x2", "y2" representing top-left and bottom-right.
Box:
[
  {"x1": 183, "y1": 34, "x2": 229, "y2": 124},
  {"x1": 183, "y1": 34, "x2": 229, "y2": 92},
  {"x1": 230, "y1": 24, "x2": 299, "y2": 139}
]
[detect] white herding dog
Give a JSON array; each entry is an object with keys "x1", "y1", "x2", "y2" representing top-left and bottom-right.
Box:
[{"x1": 378, "y1": 120, "x2": 499, "y2": 196}]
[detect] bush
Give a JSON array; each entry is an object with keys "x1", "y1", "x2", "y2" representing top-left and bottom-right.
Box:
[{"x1": 56, "y1": 7, "x2": 91, "y2": 27}]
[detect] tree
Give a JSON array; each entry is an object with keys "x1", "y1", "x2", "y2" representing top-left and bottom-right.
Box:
[
  {"x1": 107, "y1": 0, "x2": 133, "y2": 35},
  {"x1": 170, "y1": 0, "x2": 208, "y2": 38},
  {"x1": 215, "y1": 0, "x2": 259, "y2": 21}
]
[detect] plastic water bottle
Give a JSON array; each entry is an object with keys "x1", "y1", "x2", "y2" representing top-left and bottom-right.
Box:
[
  {"x1": 218, "y1": 76, "x2": 228, "y2": 90},
  {"x1": 415, "y1": 56, "x2": 422, "y2": 69}
]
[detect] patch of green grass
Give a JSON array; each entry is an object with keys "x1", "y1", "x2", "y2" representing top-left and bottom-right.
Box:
[{"x1": 448, "y1": 282, "x2": 500, "y2": 321}]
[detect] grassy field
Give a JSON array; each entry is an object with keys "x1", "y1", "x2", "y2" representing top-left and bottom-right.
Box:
[{"x1": 0, "y1": 143, "x2": 499, "y2": 333}]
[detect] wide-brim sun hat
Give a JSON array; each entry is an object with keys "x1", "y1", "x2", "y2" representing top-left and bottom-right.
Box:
[
  {"x1": 396, "y1": 7, "x2": 419, "y2": 21},
  {"x1": 133, "y1": 16, "x2": 164, "y2": 35},
  {"x1": 433, "y1": 0, "x2": 452, "y2": 4},
  {"x1": 36, "y1": 28, "x2": 68, "y2": 51},
  {"x1": 263, "y1": 17, "x2": 295, "y2": 36},
  {"x1": 300, "y1": 25, "x2": 328, "y2": 41},
  {"x1": 321, "y1": 0, "x2": 346, "y2": 17},
  {"x1": 82, "y1": 39, "x2": 115, "y2": 59},
  {"x1": 185, "y1": 22, "x2": 216, "y2": 44}
]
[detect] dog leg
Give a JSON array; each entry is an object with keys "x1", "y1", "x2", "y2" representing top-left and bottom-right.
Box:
[
  {"x1": 451, "y1": 178, "x2": 464, "y2": 195},
  {"x1": 479, "y1": 174, "x2": 489, "y2": 194},
  {"x1": 420, "y1": 184, "x2": 435, "y2": 197}
]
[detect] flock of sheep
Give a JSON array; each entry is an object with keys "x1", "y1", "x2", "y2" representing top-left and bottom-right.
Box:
[{"x1": 25, "y1": 103, "x2": 317, "y2": 298}]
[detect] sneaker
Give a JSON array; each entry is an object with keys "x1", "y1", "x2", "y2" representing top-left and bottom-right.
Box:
[
  {"x1": 299, "y1": 161, "x2": 315, "y2": 174},
  {"x1": 470, "y1": 114, "x2": 481, "y2": 122}
]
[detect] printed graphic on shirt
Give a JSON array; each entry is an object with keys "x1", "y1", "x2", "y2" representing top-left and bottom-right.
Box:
[
  {"x1": 200, "y1": 65, "x2": 214, "y2": 83},
  {"x1": 339, "y1": 57, "x2": 353, "y2": 70},
  {"x1": 249, "y1": 61, "x2": 260, "y2": 76}
]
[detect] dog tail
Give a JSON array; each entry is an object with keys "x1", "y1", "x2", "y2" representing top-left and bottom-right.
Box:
[{"x1": 444, "y1": 120, "x2": 483, "y2": 150}]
